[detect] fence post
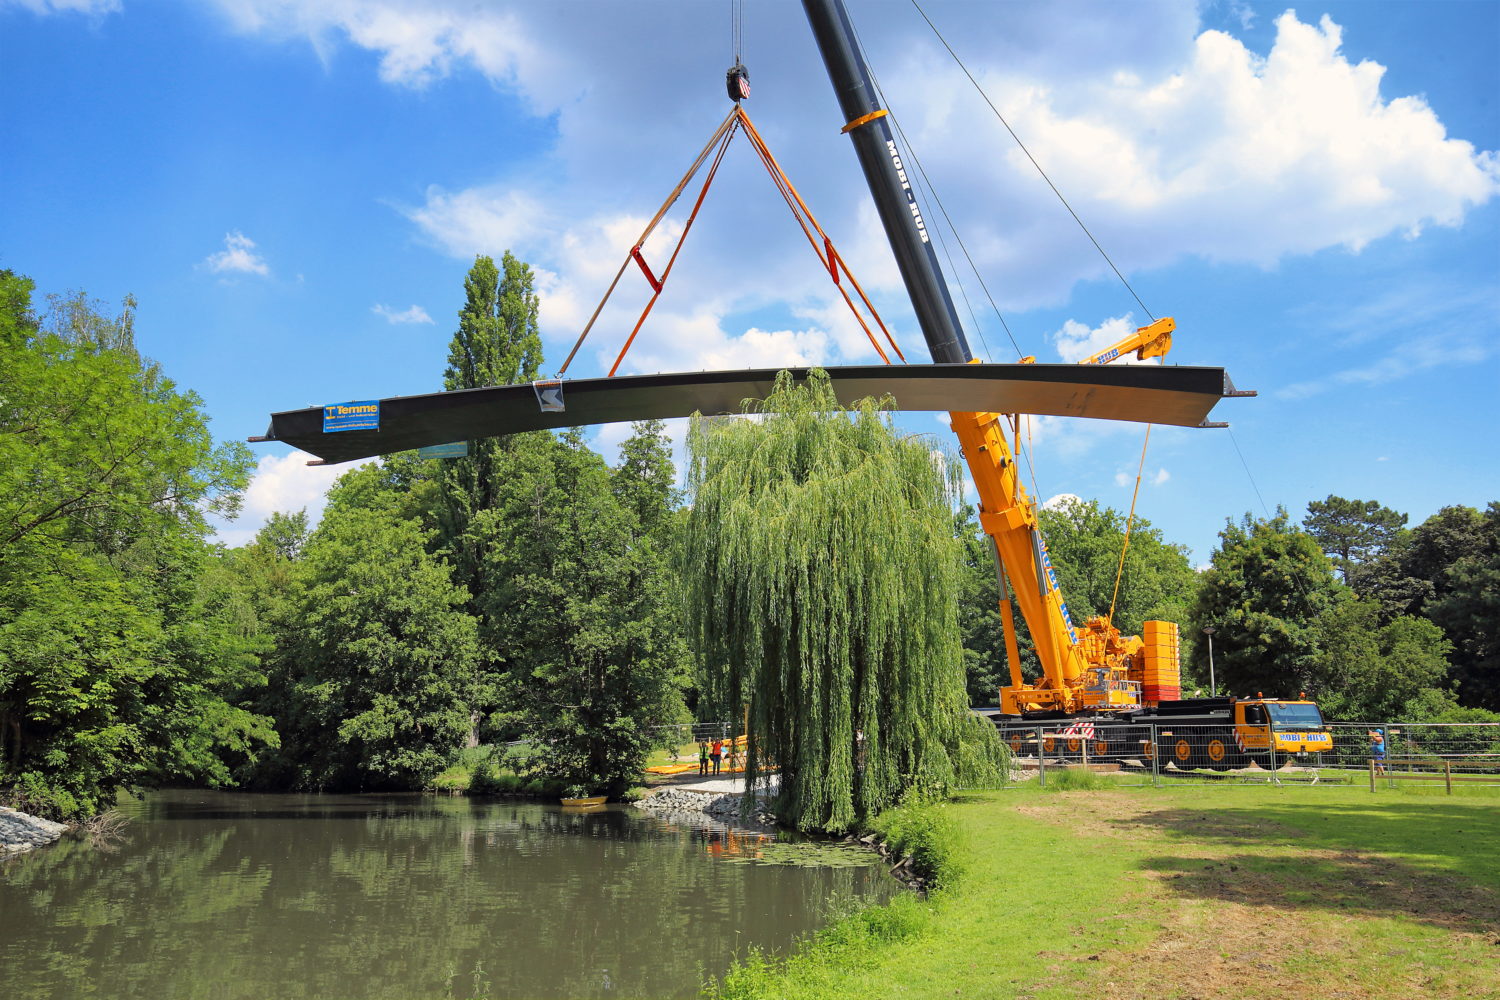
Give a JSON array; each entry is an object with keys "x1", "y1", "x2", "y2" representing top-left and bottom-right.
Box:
[
  {"x1": 1151, "y1": 724, "x2": 1160, "y2": 788},
  {"x1": 1445, "y1": 760, "x2": 1452, "y2": 795},
  {"x1": 1369, "y1": 757, "x2": 1375, "y2": 793},
  {"x1": 1037, "y1": 726, "x2": 1046, "y2": 788}
]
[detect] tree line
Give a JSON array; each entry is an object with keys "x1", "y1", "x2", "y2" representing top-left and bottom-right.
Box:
[{"x1": 3, "y1": 255, "x2": 1495, "y2": 820}]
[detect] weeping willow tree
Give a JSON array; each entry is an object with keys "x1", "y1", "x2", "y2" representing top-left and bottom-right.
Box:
[{"x1": 684, "y1": 370, "x2": 1001, "y2": 833}]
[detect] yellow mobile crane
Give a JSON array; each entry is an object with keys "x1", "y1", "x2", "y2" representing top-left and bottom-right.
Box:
[{"x1": 803, "y1": 0, "x2": 1331, "y2": 769}]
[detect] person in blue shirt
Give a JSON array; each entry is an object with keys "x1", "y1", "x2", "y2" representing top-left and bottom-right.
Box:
[{"x1": 1369, "y1": 728, "x2": 1387, "y2": 775}]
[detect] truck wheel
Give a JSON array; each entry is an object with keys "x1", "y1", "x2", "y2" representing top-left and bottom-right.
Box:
[
  {"x1": 1172, "y1": 739, "x2": 1197, "y2": 771},
  {"x1": 1206, "y1": 738, "x2": 1233, "y2": 771}
]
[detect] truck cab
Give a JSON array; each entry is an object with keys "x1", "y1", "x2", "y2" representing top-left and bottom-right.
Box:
[{"x1": 1234, "y1": 698, "x2": 1333, "y2": 758}]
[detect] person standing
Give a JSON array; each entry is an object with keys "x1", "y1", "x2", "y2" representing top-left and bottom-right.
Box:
[
  {"x1": 711, "y1": 739, "x2": 724, "y2": 776},
  {"x1": 698, "y1": 741, "x2": 710, "y2": 776},
  {"x1": 1369, "y1": 728, "x2": 1387, "y2": 775}
]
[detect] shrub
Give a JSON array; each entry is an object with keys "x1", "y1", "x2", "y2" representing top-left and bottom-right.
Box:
[
  {"x1": 3, "y1": 772, "x2": 82, "y2": 822},
  {"x1": 467, "y1": 765, "x2": 506, "y2": 796},
  {"x1": 868, "y1": 800, "x2": 966, "y2": 890}
]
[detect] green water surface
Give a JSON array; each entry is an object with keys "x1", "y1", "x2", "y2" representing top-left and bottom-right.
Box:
[{"x1": 0, "y1": 790, "x2": 896, "y2": 999}]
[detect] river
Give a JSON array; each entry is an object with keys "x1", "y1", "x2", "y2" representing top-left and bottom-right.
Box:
[{"x1": 0, "y1": 790, "x2": 897, "y2": 999}]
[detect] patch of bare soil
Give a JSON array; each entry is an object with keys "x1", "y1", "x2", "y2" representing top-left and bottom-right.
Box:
[{"x1": 1009, "y1": 794, "x2": 1499, "y2": 1000}]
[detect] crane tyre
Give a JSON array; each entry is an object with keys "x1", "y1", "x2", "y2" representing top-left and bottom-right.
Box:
[
  {"x1": 1206, "y1": 738, "x2": 1233, "y2": 772},
  {"x1": 1171, "y1": 738, "x2": 1197, "y2": 772}
]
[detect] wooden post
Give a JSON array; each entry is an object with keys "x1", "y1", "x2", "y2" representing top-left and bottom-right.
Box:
[
  {"x1": 1369, "y1": 758, "x2": 1376, "y2": 792},
  {"x1": 1445, "y1": 760, "x2": 1452, "y2": 795}
]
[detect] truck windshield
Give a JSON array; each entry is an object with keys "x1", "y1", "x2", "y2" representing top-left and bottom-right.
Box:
[{"x1": 1267, "y1": 703, "x2": 1325, "y2": 728}]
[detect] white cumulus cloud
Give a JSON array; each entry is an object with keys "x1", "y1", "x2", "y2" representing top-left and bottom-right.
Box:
[
  {"x1": 372, "y1": 303, "x2": 434, "y2": 324},
  {"x1": 213, "y1": 450, "x2": 367, "y2": 547},
  {"x1": 204, "y1": 230, "x2": 270, "y2": 276}
]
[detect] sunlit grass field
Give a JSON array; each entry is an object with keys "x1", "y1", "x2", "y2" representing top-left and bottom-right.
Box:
[{"x1": 708, "y1": 780, "x2": 1500, "y2": 999}]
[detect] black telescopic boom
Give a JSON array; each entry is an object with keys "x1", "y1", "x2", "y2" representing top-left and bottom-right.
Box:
[{"x1": 802, "y1": 0, "x2": 974, "y2": 365}]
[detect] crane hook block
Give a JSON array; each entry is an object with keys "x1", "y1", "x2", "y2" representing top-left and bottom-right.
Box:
[{"x1": 725, "y1": 63, "x2": 751, "y2": 102}]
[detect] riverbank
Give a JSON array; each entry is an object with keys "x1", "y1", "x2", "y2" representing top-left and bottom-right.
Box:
[
  {"x1": 0, "y1": 807, "x2": 67, "y2": 855},
  {"x1": 706, "y1": 782, "x2": 1500, "y2": 999}
]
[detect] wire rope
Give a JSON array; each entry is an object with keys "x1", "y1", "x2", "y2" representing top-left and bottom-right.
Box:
[
  {"x1": 847, "y1": 16, "x2": 1020, "y2": 363},
  {"x1": 907, "y1": 0, "x2": 1157, "y2": 322},
  {"x1": 1228, "y1": 428, "x2": 1272, "y2": 518}
]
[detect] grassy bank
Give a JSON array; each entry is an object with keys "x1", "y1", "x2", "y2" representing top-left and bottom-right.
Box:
[{"x1": 708, "y1": 780, "x2": 1500, "y2": 999}]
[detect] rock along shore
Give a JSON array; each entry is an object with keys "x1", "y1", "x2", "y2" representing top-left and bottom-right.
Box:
[
  {"x1": 632, "y1": 785, "x2": 778, "y2": 826},
  {"x1": 1, "y1": 807, "x2": 68, "y2": 855}
]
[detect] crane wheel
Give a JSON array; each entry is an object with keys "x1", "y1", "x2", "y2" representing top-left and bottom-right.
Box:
[{"x1": 1172, "y1": 739, "x2": 1197, "y2": 771}]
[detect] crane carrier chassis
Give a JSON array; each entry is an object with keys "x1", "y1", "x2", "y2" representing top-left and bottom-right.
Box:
[{"x1": 978, "y1": 697, "x2": 1334, "y2": 772}]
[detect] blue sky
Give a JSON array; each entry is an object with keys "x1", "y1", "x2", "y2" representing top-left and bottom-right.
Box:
[{"x1": 3, "y1": 0, "x2": 1496, "y2": 561}]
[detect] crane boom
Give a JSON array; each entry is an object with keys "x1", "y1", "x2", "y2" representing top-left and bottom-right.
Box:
[{"x1": 802, "y1": 0, "x2": 1179, "y2": 716}]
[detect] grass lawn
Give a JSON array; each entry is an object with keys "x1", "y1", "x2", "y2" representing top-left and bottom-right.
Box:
[{"x1": 710, "y1": 780, "x2": 1500, "y2": 999}]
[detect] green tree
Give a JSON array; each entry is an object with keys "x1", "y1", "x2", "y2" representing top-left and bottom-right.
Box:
[
  {"x1": 612, "y1": 419, "x2": 678, "y2": 537},
  {"x1": 954, "y1": 504, "x2": 1050, "y2": 705},
  {"x1": 433, "y1": 252, "x2": 546, "y2": 732},
  {"x1": 482, "y1": 430, "x2": 687, "y2": 797},
  {"x1": 1036, "y1": 496, "x2": 1197, "y2": 637},
  {"x1": 1428, "y1": 502, "x2": 1500, "y2": 709},
  {"x1": 436, "y1": 252, "x2": 544, "y2": 583},
  {"x1": 1306, "y1": 597, "x2": 1452, "y2": 721},
  {"x1": 0, "y1": 269, "x2": 37, "y2": 350},
  {"x1": 277, "y1": 468, "x2": 480, "y2": 791},
  {"x1": 683, "y1": 371, "x2": 1001, "y2": 833},
  {"x1": 0, "y1": 275, "x2": 267, "y2": 817},
  {"x1": 1303, "y1": 495, "x2": 1407, "y2": 584},
  {"x1": 1, "y1": 288, "x2": 249, "y2": 559},
  {"x1": 1190, "y1": 510, "x2": 1344, "y2": 699}
]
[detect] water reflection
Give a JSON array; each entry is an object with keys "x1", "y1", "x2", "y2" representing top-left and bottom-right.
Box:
[{"x1": 0, "y1": 791, "x2": 895, "y2": 999}]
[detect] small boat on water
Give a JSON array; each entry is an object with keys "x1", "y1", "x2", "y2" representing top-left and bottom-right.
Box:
[{"x1": 560, "y1": 795, "x2": 608, "y2": 807}]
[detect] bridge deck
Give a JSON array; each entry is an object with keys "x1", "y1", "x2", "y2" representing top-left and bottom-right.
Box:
[{"x1": 252, "y1": 363, "x2": 1247, "y2": 465}]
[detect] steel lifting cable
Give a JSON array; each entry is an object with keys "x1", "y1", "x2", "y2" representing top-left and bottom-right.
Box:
[
  {"x1": 605, "y1": 118, "x2": 738, "y2": 377},
  {"x1": 555, "y1": 107, "x2": 740, "y2": 378},
  {"x1": 846, "y1": 14, "x2": 1017, "y2": 364},
  {"x1": 562, "y1": 106, "x2": 908, "y2": 378},
  {"x1": 736, "y1": 109, "x2": 906, "y2": 364},
  {"x1": 907, "y1": 0, "x2": 1156, "y2": 324},
  {"x1": 1106, "y1": 424, "x2": 1153, "y2": 629}
]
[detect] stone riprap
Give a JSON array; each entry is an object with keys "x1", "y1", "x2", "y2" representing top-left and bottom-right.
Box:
[
  {"x1": 633, "y1": 786, "x2": 777, "y2": 827},
  {"x1": 1, "y1": 807, "x2": 68, "y2": 854}
]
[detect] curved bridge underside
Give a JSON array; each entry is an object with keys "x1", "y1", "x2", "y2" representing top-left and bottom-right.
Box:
[{"x1": 252, "y1": 363, "x2": 1249, "y2": 465}]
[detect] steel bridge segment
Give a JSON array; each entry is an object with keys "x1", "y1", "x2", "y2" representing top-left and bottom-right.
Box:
[{"x1": 252, "y1": 363, "x2": 1245, "y2": 465}]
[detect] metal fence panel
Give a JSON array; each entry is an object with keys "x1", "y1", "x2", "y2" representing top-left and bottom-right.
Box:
[{"x1": 989, "y1": 719, "x2": 1500, "y2": 791}]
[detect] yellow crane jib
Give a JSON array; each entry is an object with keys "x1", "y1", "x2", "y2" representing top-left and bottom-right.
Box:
[{"x1": 1080, "y1": 317, "x2": 1174, "y2": 366}]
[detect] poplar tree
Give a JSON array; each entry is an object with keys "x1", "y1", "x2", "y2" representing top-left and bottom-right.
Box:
[
  {"x1": 437, "y1": 252, "x2": 544, "y2": 583},
  {"x1": 434, "y1": 252, "x2": 545, "y2": 734},
  {"x1": 684, "y1": 371, "x2": 999, "y2": 833}
]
